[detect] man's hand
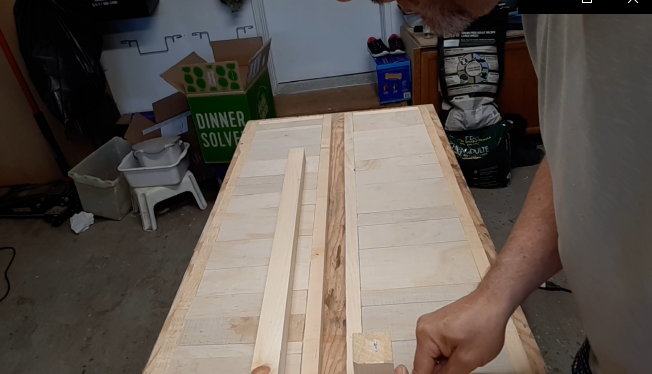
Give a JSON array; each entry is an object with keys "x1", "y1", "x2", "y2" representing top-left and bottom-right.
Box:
[{"x1": 412, "y1": 291, "x2": 510, "y2": 374}]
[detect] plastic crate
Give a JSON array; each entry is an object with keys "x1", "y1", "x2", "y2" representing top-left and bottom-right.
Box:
[{"x1": 68, "y1": 137, "x2": 133, "y2": 220}]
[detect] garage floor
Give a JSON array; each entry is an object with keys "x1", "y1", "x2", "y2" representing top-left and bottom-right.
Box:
[{"x1": 0, "y1": 165, "x2": 583, "y2": 374}]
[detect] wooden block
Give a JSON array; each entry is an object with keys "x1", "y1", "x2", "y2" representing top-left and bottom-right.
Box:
[
  {"x1": 358, "y1": 218, "x2": 467, "y2": 249},
  {"x1": 359, "y1": 242, "x2": 481, "y2": 291},
  {"x1": 357, "y1": 206, "x2": 459, "y2": 227},
  {"x1": 299, "y1": 204, "x2": 316, "y2": 236},
  {"x1": 252, "y1": 124, "x2": 322, "y2": 145},
  {"x1": 361, "y1": 283, "x2": 478, "y2": 307},
  {"x1": 362, "y1": 301, "x2": 452, "y2": 341},
  {"x1": 196, "y1": 266, "x2": 267, "y2": 297},
  {"x1": 344, "y1": 112, "x2": 363, "y2": 374},
  {"x1": 352, "y1": 107, "x2": 424, "y2": 132},
  {"x1": 251, "y1": 148, "x2": 305, "y2": 374},
  {"x1": 228, "y1": 192, "x2": 281, "y2": 213},
  {"x1": 352, "y1": 122, "x2": 428, "y2": 142},
  {"x1": 352, "y1": 333, "x2": 394, "y2": 374},
  {"x1": 355, "y1": 163, "x2": 444, "y2": 185},
  {"x1": 355, "y1": 154, "x2": 439, "y2": 171},
  {"x1": 356, "y1": 178, "x2": 454, "y2": 214}
]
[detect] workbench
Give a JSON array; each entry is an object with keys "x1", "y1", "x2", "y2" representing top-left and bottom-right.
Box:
[
  {"x1": 144, "y1": 105, "x2": 545, "y2": 374},
  {"x1": 401, "y1": 25, "x2": 541, "y2": 134}
]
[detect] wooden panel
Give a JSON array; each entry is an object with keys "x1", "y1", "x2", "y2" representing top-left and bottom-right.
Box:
[{"x1": 148, "y1": 105, "x2": 545, "y2": 374}]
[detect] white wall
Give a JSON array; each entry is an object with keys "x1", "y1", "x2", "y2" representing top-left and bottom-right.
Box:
[{"x1": 101, "y1": 0, "x2": 257, "y2": 114}]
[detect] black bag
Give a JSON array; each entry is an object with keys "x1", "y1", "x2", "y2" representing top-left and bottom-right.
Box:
[
  {"x1": 14, "y1": 0, "x2": 106, "y2": 125},
  {"x1": 447, "y1": 120, "x2": 513, "y2": 188}
]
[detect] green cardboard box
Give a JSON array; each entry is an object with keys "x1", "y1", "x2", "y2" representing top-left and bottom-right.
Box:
[{"x1": 161, "y1": 37, "x2": 276, "y2": 163}]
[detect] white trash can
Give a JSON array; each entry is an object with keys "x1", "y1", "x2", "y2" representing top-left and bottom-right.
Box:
[{"x1": 68, "y1": 137, "x2": 133, "y2": 220}]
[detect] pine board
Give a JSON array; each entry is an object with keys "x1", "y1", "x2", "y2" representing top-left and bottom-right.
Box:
[{"x1": 145, "y1": 106, "x2": 545, "y2": 374}]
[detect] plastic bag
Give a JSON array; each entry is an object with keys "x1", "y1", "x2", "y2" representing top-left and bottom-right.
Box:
[
  {"x1": 447, "y1": 119, "x2": 513, "y2": 189},
  {"x1": 14, "y1": 0, "x2": 106, "y2": 125},
  {"x1": 437, "y1": 6, "x2": 509, "y2": 132}
]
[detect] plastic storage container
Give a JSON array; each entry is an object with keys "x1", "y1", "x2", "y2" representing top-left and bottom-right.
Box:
[
  {"x1": 68, "y1": 137, "x2": 134, "y2": 220},
  {"x1": 132, "y1": 136, "x2": 183, "y2": 167},
  {"x1": 118, "y1": 142, "x2": 190, "y2": 187}
]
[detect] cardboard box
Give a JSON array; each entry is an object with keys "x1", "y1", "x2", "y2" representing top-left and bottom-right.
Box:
[
  {"x1": 373, "y1": 55, "x2": 412, "y2": 105},
  {"x1": 161, "y1": 37, "x2": 276, "y2": 163}
]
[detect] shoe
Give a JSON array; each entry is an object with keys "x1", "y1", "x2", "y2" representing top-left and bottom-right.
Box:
[
  {"x1": 388, "y1": 34, "x2": 406, "y2": 55},
  {"x1": 367, "y1": 37, "x2": 390, "y2": 57}
]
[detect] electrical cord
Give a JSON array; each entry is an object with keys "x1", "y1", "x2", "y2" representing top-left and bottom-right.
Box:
[
  {"x1": 0, "y1": 246, "x2": 16, "y2": 303},
  {"x1": 539, "y1": 280, "x2": 572, "y2": 293}
]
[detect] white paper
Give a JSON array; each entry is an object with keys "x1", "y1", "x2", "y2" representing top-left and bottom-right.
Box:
[
  {"x1": 161, "y1": 116, "x2": 189, "y2": 136},
  {"x1": 70, "y1": 212, "x2": 95, "y2": 234}
]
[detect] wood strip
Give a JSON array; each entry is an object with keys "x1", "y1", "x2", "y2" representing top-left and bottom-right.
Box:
[
  {"x1": 143, "y1": 120, "x2": 261, "y2": 374},
  {"x1": 321, "y1": 113, "x2": 346, "y2": 374},
  {"x1": 344, "y1": 112, "x2": 363, "y2": 374},
  {"x1": 352, "y1": 333, "x2": 394, "y2": 374},
  {"x1": 418, "y1": 105, "x2": 546, "y2": 374},
  {"x1": 251, "y1": 148, "x2": 306, "y2": 374},
  {"x1": 301, "y1": 115, "x2": 333, "y2": 374}
]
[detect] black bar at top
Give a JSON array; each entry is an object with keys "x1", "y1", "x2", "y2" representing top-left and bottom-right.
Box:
[{"x1": 518, "y1": 0, "x2": 652, "y2": 14}]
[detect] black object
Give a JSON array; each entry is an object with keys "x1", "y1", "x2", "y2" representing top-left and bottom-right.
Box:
[
  {"x1": 0, "y1": 181, "x2": 82, "y2": 227},
  {"x1": 388, "y1": 34, "x2": 406, "y2": 55},
  {"x1": 14, "y1": 0, "x2": 107, "y2": 126},
  {"x1": 0, "y1": 247, "x2": 15, "y2": 303},
  {"x1": 413, "y1": 25, "x2": 424, "y2": 33},
  {"x1": 447, "y1": 120, "x2": 513, "y2": 189},
  {"x1": 367, "y1": 37, "x2": 390, "y2": 58},
  {"x1": 504, "y1": 114, "x2": 544, "y2": 168},
  {"x1": 91, "y1": 0, "x2": 159, "y2": 21},
  {"x1": 539, "y1": 281, "x2": 572, "y2": 293}
]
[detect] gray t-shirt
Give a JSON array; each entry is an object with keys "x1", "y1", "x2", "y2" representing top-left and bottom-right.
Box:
[{"x1": 523, "y1": 15, "x2": 652, "y2": 373}]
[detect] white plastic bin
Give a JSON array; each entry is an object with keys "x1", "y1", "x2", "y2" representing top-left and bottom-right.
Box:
[
  {"x1": 68, "y1": 137, "x2": 133, "y2": 220},
  {"x1": 118, "y1": 143, "x2": 190, "y2": 188}
]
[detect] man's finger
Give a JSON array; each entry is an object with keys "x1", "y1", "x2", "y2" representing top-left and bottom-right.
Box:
[
  {"x1": 437, "y1": 353, "x2": 474, "y2": 374},
  {"x1": 394, "y1": 364, "x2": 409, "y2": 374},
  {"x1": 413, "y1": 341, "x2": 438, "y2": 374}
]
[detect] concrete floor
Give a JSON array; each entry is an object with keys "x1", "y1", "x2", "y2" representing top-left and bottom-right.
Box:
[{"x1": 0, "y1": 166, "x2": 583, "y2": 374}]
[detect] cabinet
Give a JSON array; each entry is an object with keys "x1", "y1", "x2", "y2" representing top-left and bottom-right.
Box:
[{"x1": 401, "y1": 25, "x2": 540, "y2": 134}]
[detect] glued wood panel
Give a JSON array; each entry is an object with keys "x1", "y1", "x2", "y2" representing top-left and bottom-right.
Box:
[
  {"x1": 356, "y1": 178, "x2": 454, "y2": 214},
  {"x1": 357, "y1": 206, "x2": 459, "y2": 227},
  {"x1": 352, "y1": 108, "x2": 425, "y2": 132},
  {"x1": 357, "y1": 218, "x2": 467, "y2": 250}
]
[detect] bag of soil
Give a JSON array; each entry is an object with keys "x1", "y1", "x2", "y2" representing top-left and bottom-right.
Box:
[
  {"x1": 438, "y1": 6, "x2": 509, "y2": 131},
  {"x1": 447, "y1": 119, "x2": 512, "y2": 188}
]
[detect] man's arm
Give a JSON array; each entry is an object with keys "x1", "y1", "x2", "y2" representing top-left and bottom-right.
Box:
[{"x1": 407, "y1": 157, "x2": 562, "y2": 374}]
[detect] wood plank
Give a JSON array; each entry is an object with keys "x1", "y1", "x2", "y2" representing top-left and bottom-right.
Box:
[
  {"x1": 357, "y1": 206, "x2": 459, "y2": 227},
  {"x1": 186, "y1": 290, "x2": 308, "y2": 321},
  {"x1": 359, "y1": 242, "x2": 481, "y2": 291},
  {"x1": 356, "y1": 178, "x2": 454, "y2": 214},
  {"x1": 344, "y1": 112, "x2": 363, "y2": 374},
  {"x1": 216, "y1": 208, "x2": 277, "y2": 242},
  {"x1": 302, "y1": 114, "x2": 332, "y2": 374},
  {"x1": 353, "y1": 129, "x2": 434, "y2": 161},
  {"x1": 352, "y1": 108, "x2": 424, "y2": 132},
  {"x1": 240, "y1": 155, "x2": 319, "y2": 178},
  {"x1": 361, "y1": 284, "x2": 478, "y2": 307},
  {"x1": 236, "y1": 173, "x2": 318, "y2": 190},
  {"x1": 362, "y1": 301, "x2": 452, "y2": 342},
  {"x1": 352, "y1": 333, "x2": 394, "y2": 374},
  {"x1": 251, "y1": 148, "x2": 306, "y2": 374},
  {"x1": 179, "y1": 314, "x2": 306, "y2": 346},
  {"x1": 357, "y1": 218, "x2": 466, "y2": 250},
  {"x1": 419, "y1": 105, "x2": 545, "y2": 373},
  {"x1": 143, "y1": 120, "x2": 260, "y2": 374},
  {"x1": 355, "y1": 154, "x2": 439, "y2": 171},
  {"x1": 321, "y1": 113, "x2": 346, "y2": 374},
  {"x1": 355, "y1": 163, "x2": 443, "y2": 185},
  {"x1": 169, "y1": 344, "x2": 254, "y2": 374},
  {"x1": 257, "y1": 117, "x2": 323, "y2": 131},
  {"x1": 247, "y1": 143, "x2": 321, "y2": 161}
]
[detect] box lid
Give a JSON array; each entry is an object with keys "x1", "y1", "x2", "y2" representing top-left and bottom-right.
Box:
[{"x1": 374, "y1": 55, "x2": 411, "y2": 67}]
